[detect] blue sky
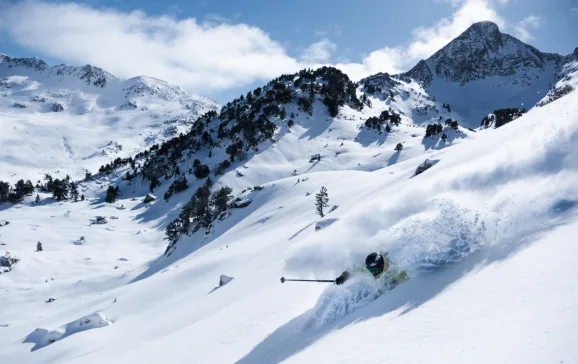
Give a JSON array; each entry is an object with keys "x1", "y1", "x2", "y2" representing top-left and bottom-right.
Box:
[{"x1": 0, "y1": 0, "x2": 576, "y2": 102}]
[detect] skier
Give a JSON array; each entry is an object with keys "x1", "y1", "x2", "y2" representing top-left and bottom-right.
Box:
[{"x1": 335, "y1": 252, "x2": 407, "y2": 285}]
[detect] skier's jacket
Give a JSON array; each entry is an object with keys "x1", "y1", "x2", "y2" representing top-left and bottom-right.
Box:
[{"x1": 337, "y1": 254, "x2": 407, "y2": 284}]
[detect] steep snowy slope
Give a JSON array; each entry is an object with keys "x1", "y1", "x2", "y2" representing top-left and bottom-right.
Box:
[
  {"x1": 400, "y1": 21, "x2": 566, "y2": 126},
  {"x1": 0, "y1": 54, "x2": 218, "y2": 182},
  {"x1": 0, "y1": 67, "x2": 577, "y2": 364}
]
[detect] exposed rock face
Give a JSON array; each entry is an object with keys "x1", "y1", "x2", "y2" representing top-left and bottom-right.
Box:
[{"x1": 405, "y1": 21, "x2": 564, "y2": 87}]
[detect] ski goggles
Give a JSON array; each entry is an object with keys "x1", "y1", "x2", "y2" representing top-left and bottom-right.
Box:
[{"x1": 367, "y1": 265, "x2": 381, "y2": 276}]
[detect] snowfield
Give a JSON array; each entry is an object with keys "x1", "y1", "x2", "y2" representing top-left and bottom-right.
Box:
[
  {"x1": 0, "y1": 85, "x2": 577, "y2": 363},
  {"x1": 0, "y1": 54, "x2": 218, "y2": 182}
]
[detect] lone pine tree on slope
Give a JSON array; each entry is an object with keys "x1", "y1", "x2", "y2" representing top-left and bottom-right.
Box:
[{"x1": 315, "y1": 186, "x2": 329, "y2": 217}]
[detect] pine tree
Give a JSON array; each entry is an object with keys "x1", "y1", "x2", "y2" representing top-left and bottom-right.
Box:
[
  {"x1": 70, "y1": 182, "x2": 79, "y2": 202},
  {"x1": 0, "y1": 181, "x2": 9, "y2": 202},
  {"x1": 35, "y1": 194, "x2": 40, "y2": 204},
  {"x1": 149, "y1": 177, "x2": 160, "y2": 193},
  {"x1": 81, "y1": 194, "x2": 85, "y2": 201},
  {"x1": 395, "y1": 143, "x2": 403, "y2": 152},
  {"x1": 315, "y1": 186, "x2": 329, "y2": 217},
  {"x1": 211, "y1": 186, "x2": 233, "y2": 215},
  {"x1": 52, "y1": 179, "x2": 69, "y2": 201},
  {"x1": 105, "y1": 186, "x2": 117, "y2": 204}
]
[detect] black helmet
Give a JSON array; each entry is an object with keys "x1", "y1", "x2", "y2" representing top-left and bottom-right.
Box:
[{"x1": 365, "y1": 252, "x2": 385, "y2": 277}]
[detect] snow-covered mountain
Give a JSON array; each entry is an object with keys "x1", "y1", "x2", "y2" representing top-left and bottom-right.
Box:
[
  {"x1": 359, "y1": 21, "x2": 572, "y2": 127},
  {"x1": 0, "y1": 54, "x2": 219, "y2": 182},
  {"x1": 0, "y1": 21, "x2": 577, "y2": 364}
]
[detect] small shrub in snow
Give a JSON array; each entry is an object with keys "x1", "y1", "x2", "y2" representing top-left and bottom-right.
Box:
[
  {"x1": 309, "y1": 154, "x2": 321, "y2": 163},
  {"x1": 0, "y1": 252, "x2": 19, "y2": 272},
  {"x1": 194, "y1": 164, "x2": 210, "y2": 179},
  {"x1": 315, "y1": 187, "x2": 329, "y2": 217},
  {"x1": 36, "y1": 242, "x2": 43, "y2": 252},
  {"x1": 51, "y1": 103, "x2": 64, "y2": 112},
  {"x1": 105, "y1": 186, "x2": 117, "y2": 204},
  {"x1": 13, "y1": 103, "x2": 26, "y2": 108},
  {"x1": 395, "y1": 143, "x2": 403, "y2": 152}
]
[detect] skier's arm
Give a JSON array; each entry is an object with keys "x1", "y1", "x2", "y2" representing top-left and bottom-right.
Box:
[{"x1": 335, "y1": 271, "x2": 349, "y2": 285}]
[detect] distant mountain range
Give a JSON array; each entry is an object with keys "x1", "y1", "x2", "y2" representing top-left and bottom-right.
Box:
[
  {"x1": 0, "y1": 21, "x2": 576, "y2": 183},
  {"x1": 0, "y1": 53, "x2": 219, "y2": 181}
]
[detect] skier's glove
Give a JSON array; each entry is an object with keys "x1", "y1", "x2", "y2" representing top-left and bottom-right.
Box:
[{"x1": 335, "y1": 275, "x2": 346, "y2": 285}]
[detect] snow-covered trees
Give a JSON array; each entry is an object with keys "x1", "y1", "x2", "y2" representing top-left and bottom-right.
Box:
[
  {"x1": 193, "y1": 160, "x2": 210, "y2": 179},
  {"x1": 0, "y1": 179, "x2": 36, "y2": 203},
  {"x1": 51, "y1": 103, "x2": 64, "y2": 112},
  {"x1": 52, "y1": 179, "x2": 69, "y2": 201},
  {"x1": 164, "y1": 175, "x2": 189, "y2": 201},
  {"x1": 315, "y1": 187, "x2": 329, "y2": 217},
  {"x1": 363, "y1": 108, "x2": 401, "y2": 131},
  {"x1": 425, "y1": 123, "x2": 443, "y2": 138},
  {"x1": 0, "y1": 181, "x2": 9, "y2": 202},
  {"x1": 164, "y1": 180, "x2": 234, "y2": 254},
  {"x1": 70, "y1": 182, "x2": 79, "y2": 202}
]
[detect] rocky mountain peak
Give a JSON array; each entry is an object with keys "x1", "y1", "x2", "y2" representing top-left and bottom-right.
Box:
[
  {"x1": 0, "y1": 54, "x2": 48, "y2": 72},
  {"x1": 456, "y1": 21, "x2": 502, "y2": 47},
  {"x1": 403, "y1": 21, "x2": 564, "y2": 87}
]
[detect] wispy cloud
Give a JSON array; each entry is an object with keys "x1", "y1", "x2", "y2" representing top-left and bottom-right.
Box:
[
  {"x1": 301, "y1": 39, "x2": 337, "y2": 64},
  {"x1": 336, "y1": 0, "x2": 505, "y2": 80},
  {"x1": 513, "y1": 15, "x2": 541, "y2": 42},
  {"x1": 0, "y1": 1, "x2": 302, "y2": 94}
]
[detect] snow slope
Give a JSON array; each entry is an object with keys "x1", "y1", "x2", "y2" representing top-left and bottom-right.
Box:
[
  {"x1": 0, "y1": 54, "x2": 218, "y2": 182},
  {"x1": 0, "y1": 79, "x2": 577, "y2": 363}
]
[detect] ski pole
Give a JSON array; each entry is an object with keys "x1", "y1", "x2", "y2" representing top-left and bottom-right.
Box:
[{"x1": 280, "y1": 277, "x2": 335, "y2": 283}]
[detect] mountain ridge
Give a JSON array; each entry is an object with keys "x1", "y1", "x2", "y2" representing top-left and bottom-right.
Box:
[{"x1": 0, "y1": 52, "x2": 219, "y2": 182}]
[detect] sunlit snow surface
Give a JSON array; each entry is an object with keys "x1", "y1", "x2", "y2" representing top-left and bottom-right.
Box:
[{"x1": 1, "y1": 71, "x2": 578, "y2": 362}]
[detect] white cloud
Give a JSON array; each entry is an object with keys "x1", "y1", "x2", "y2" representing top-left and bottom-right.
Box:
[
  {"x1": 0, "y1": 1, "x2": 304, "y2": 94},
  {"x1": 335, "y1": 47, "x2": 406, "y2": 80},
  {"x1": 0, "y1": 0, "x2": 538, "y2": 97},
  {"x1": 335, "y1": 0, "x2": 504, "y2": 80},
  {"x1": 301, "y1": 39, "x2": 336, "y2": 64},
  {"x1": 513, "y1": 15, "x2": 541, "y2": 42}
]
